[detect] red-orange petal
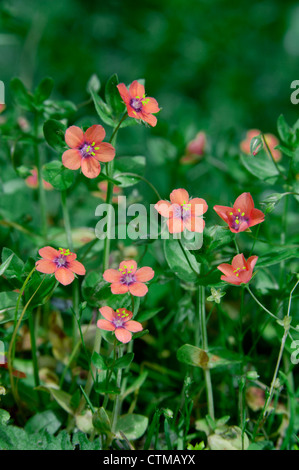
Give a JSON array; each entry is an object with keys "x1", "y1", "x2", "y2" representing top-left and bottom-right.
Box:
[
  {"x1": 103, "y1": 269, "x2": 122, "y2": 283},
  {"x1": 170, "y1": 188, "x2": 189, "y2": 206},
  {"x1": 55, "y1": 267, "x2": 75, "y2": 286},
  {"x1": 129, "y1": 80, "x2": 145, "y2": 99},
  {"x1": 142, "y1": 97, "x2": 160, "y2": 114},
  {"x1": 154, "y1": 200, "x2": 172, "y2": 218},
  {"x1": 232, "y1": 254, "x2": 247, "y2": 270},
  {"x1": 167, "y1": 217, "x2": 184, "y2": 233},
  {"x1": 99, "y1": 306, "x2": 116, "y2": 321},
  {"x1": 233, "y1": 193, "x2": 254, "y2": 214},
  {"x1": 94, "y1": 142, "x2": 115, "y2": 162},
  {"x1": 38, "y1": 246, "x2": 59, "y2": 260},
  {"x1": 81, "y1": 157, "x2": 101, "y2": 179},
  {"x1": 217, "y1": 263, "x2": 234, "y2": 277},
  {"x1": 65, "y1": 126, "x2": 84, "y2": 148},
  {"x1": 135, "y1": 267, "x2": 154, "y2": 282},
  {"x1": 119, "y1": 260, "x2": 137, "y2": 274},
  {"x1": 184, "y1": 216, "x2": 205, "y2": 233},
  {"x1": 115, "y1": 328, "x2": 132, "y2": 344},
  {"x1": 124, "y1": 320, "x2": 143, "y2": 333},
  {"x1": 97, "y1": 319, "x2": 115, "y2": 331},
  {"x1": 190, "y1": 198, "x2": 208, "y2": 217},
  {"x1": 249, "y1": 208, "x2": 265, "y2": 227},
  {"x1": 213, "y1": 205, "x2": 233, "y2": 224},
  {"x1": 68, "y1": 260, "x2": 86, "y2": 276},
  {"x1": 35, "y1": 259, "x2": 56, "y2": 274},
  {"x1": 128, "y1": 282, "x2": 148, "y2": 297},
  {"x1": 111, "y1": 282, "x2": 129, "y2": 294},
  {"x1": 84, "y1": 124, "x2": 105, "y2": 144},
  {"x1": 62, "y1": 149, "x2": 82, "y2": 170},
  {"x1": 117, "y1": 83, "x2": 131, "y2": 104},
  {"x1": 141, "y1": 112, "x2": 157, "y2": 127}
]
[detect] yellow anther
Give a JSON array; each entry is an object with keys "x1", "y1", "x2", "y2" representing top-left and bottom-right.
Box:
[
  {"x1": 241, "y1": 212, "x2": 245, "y2": 216},
  {"x1": 235, "y1": 220, "x2": 239, "y2": 224},
  {"x1": 94, "y1": 147, "x2": 99, "y2": 150},
  {"x1": 236, "y1": 273, "x2": 239, "y2": 277},
  {"x1": 238, "y1": 208, "x2": 241, "y2": 212},
  {"x1": 229, "y1": 212, "x2": 233, "y2": 215},
  {"x1": 92, "y1": 142, "x2": 95, "y2": 146}
]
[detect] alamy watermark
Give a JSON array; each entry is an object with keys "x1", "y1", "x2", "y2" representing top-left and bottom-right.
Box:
[
  {"x1": 94, "y1": 196, "x2": 204, "y2": 250},
  {"x1": 0, "y1": 81, "x2": 4, "y2": 105},
  {"x1": 290, "y1": 80, "x2": 299, "y2": 105}
]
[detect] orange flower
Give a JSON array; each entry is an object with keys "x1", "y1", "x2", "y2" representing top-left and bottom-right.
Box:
[
  {"x1": 97, "y1": 306, "x2": 143, "y2": 343},
  {"x1": 180, "y1": 131, "x2": 206, "y2": 164},
  {"x1": 36, "y1": 246, "x2": 86, "y2": 286},
  {"x1": 25, "y1": 167, "x2": 53, "y2": 190},
  {"x1": 155, "y1": 188, "x2": 208, "y2": 234},
  {"x1": 240, "y1": 129, "x2": 281, "y2": 161},
  {"x1": 117, "y1": 80, "x2": 160, "y2": 127},
  {"x1": 217, "y1": 253, "x2": 258, "y2": 285},
  {"x1": 213, "y1": 192, "x2": 265, "y2": 233},
  {"x1": 92, "y1": 181, "x2": 122, "y2": 203},
  {"x1": 103, "y1": 260, "x2": 154, "y2": 297},
  {"x1": 62, "y1": 125, "x2": 115, "y2": 179}
]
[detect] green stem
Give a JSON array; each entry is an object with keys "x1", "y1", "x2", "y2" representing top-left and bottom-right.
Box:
[
  {"x1": 111, "y1": 345, "x2": 123, "y2": 434},
  {"x1": 249, "y1": 224, "x2": 260, "y2": 257},
  {"x1": 261, "y1": 133, "x2": 286, "y2": 181},
  {"x1": 234, "y1": 234, "x2": 240, "y2": 254},
  {"x1": 34, "y1": 113, "x2": 47, "y2": 238},
  {"x1": 61, "y1": 190, "x2": 74, "y2": 251},
  {"x1": 28, "y1": 310, "x2": 40, "y2": 391},
  {"x1": 8, "y1": 273, "x2": 44, "y2": 404},
  {"x1": 198, "y1": 285, "x2": 214, "y2": 420},
  {"x1": 113, "y1": 172, "x2": 162, "y2": 201}
]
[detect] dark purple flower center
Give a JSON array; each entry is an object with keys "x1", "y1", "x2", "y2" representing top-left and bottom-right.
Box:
[
  {"x1": 120, "y1": 271, "x2": 136, "y2": 286},
  {"x1": 54, "y1": 254, "x2": 69, "y2": 268},
  {"x1": 228, "y1": 209, "x2": 249, "y2": 231},
  {"x1": 173, "y1": 202, "x2": 191, "y2": 221},
  {"x1": 79, "y1": 141, "x2": 98, "y2": 158},
  {"x1": 112, "y1": 309, "x2": 129, "y2": 328},
  {"x1": 130, "y1": 98, "x2": 143, "y2": 112}
]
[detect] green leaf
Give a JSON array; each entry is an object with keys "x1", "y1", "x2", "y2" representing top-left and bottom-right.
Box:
[
  {"x1": 113, "y1": 156, "x2": 146, "y2": 187},
  {"x1": 116, "y1": 414, "x2": 148, "y2": 440},
  {"x1": 177, "y1": 344, "x2": 241, "y2": 369},
  {"x1": 86, "y1": 74, "x2": 101, "y2": 94},
  {"x1": 91, "y1": 351, "x2": 109, "y2": 370},
  {"x1": 0, "y1": 410, "x2": 10, "y2": 425},
  {"x1": 43, "y1": 119, "x2": 67, "y2": 153},
  {"x1": 90, "y1": 88, "x2": 114, "y2": 127},
  {"x1": 122, "y1": 371, "x2": 148, "y2": 399},
  {"x1": 24, "y1": 410, "x2": 62, "y2": 435},
  {"x1": 94, "y1": 380, "x2": 120, "y2": 395},
  {"x1": 0, "y1": 253, "x2": 14, "y2": 276},
  {"x1": 34, "y1": 77, "x2": 54, "y2": 105},
  {"x1": 256, "y1": 246, "x2": 299, "y2": 268},
  {"x1": 277, "y1": 114, "x2": 291, "y2": 144},
  {"x1": 164, "y1": 238, "x2": 199, "y2": 283},
  {"x1": 1, "y1": 248, "x2": 24, "y2": 282},
  {"x1": 105, "y1": 73, "x2": 125, "y2": 117},
  {"x1": 0, "y1": 291, "x2": 21, "y2": 324},
  {"x1": 113, "y1": 352, "x2": 134, "y2": 369},
  {"x1": 240, "y1": 151, "x2": 280, "y2": 183},
  {"x1": 136, "y1": 307, "x2": 163, "y2": 322},
  {"x1": 10, "y1": 78, "x2": 34, "y2": 112},
  {"x1": 44, "y1": 100, "x2": 77, "y2": 119},
  {"x1": 38, "y1": 387, "x2": 75, "y2": 415},
  {"x1": 92, "y1": 407, "x2": 111, "y2": 434},
  {"x1": 42, "y1": 160, "x2": 74, "y2": 190}
]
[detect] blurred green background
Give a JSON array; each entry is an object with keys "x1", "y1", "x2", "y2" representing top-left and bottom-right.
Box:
[{"x1": 1, "y1": 0, "x2": 298, "y2": 134}]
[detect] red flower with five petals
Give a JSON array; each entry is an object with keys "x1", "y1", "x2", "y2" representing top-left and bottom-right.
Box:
[
  {"x1": 217, "y1": 253, "x2": 258, "y2": 285},
  {"x1": 97, "y1": 306, "x2": 143, "y2": 344},
  {"x1": 35, "y1": 246, "x2": 86, "y2": 286},
  {"x1": 103, "y1": 260, "x2": 154, "y2": 297},
  {"x1": 213, "y1": 192, "x2": 264, "y2": 233},
  {"x1": 62, "y1": 125, "x2": 115, "y2": 179},
  {"x1": 117, "y1": 80, "x2": 160, "y2": 127},
  {"x1": 155, "y1": 188, "x2": 208, "y2": 234}
]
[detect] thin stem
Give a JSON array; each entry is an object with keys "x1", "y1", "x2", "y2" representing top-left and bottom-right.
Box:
[
  {"x1": 198, "y1": 285, "x2": 214, "y2": 420},
  {"x1": 34, "y1": 113, "x2": 47, "y2": 238},
  {"x1": 61, "y1": 190, "x2": 74, "y2": 251},
  {"x1": 113, "y1": 172, "x2": 162, "y2": 201},
  {"x1": 28, "y1": 310, "x2": 40, "y2": 391},
  {"x1": 234, "y1": 234, "x2": 240, "y2": 254},
  {"x1": 261, "y1": 133, "x2": 286, "y2": 181},
  {"x1": 249, "y1": 224, "x2": 260, "y2": 257},
  {"x1": 111, "y1": 345, "x2": 123, "y2": 434}
]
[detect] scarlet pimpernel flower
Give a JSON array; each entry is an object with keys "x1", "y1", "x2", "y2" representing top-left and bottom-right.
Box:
[
  {"x1": 103, "y1": 260, "x2": 154, "y2": 297},
  {"x1": 25, "y1": 167, "x2": 53, "y2": 190},
  {"x1": 155, "y1": 188, "x2": 208, "y2": 234},
  {"x1": 180, "y1": 131, "x2": 206, "y2": 164},
  {"x1": 117, "y1": 80, "x2": 160, "y2": 127},
  {"x1": 240, "y1": 129, "x2": 282, "y2": 161},
  {"x1": 36, "y1": 246, "x2": 86, "y2": 286},
  {"x1": 213, "y1": 192, "x2": 264, "y2": 233},
  {"x1": 62, "y1": 124, "x2": 115, "y2": 179},
  {"x1": 97, "y1": 306, "x2": 143, "y2": 344},
  {"x1": 217, "y1": 253, "x2": 258, "y2": 285}
]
